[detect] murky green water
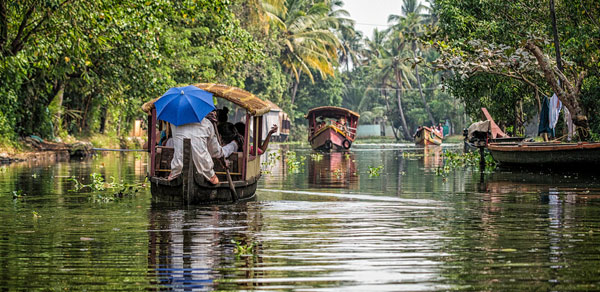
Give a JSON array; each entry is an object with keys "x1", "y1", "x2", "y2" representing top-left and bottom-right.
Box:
[{"x1": 1, "y1": 144, "x2": 600, "y2": 291}]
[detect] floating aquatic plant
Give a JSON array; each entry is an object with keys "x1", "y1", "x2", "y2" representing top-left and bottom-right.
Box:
[
  {"x1": 333, "y1": 168, "x2": 342, "y2": 178},
  {"x1": 286, "y1": 151, "x2": 305, "y2": 173},
  {"x1": 401, "y1": 152, "x2": 424, "y2": 158},
  {"x1": 68, "y1": 173, "x2": 148, "y2": 202},
  {"x1": 261, "y1": 151, "x2": 281, "y2": 173},
  {"x1": 310, "y1": 152, "x2": 323, "y2": 161},
  {"x1": 12, "y1": 190, "x2": 26, "y2": 200},
  {"x1": 368, "y1": 165, "x2": 383, "y2": 177},
  {"x1": 231, "y1": 239, "x2": 255, "y2": 256}
]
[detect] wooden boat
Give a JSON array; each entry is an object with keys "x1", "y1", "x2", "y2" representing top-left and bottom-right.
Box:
[
  {"x1": 306, "y1": 106, "x2": 359, "y2": 151},
  {"x1": 414, "y1": 126, "x2": 443, "y2": 146},
  {"x1": 141, "y1": 83, "x2": 271, "y2": 205},
  {"x1": 463, "y1": 108, "x2": 526, "y2": 152},
  {"x1": 487, "y1": 142, "x2": 600, "y2": 170}
]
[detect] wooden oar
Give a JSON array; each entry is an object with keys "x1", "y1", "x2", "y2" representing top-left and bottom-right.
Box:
[
  {"x1": 210, "y1": 119, "x2": 238, "y2": 203},
  {"x1": 221, "y1": 158, "x2": 238, "y2": 202}
]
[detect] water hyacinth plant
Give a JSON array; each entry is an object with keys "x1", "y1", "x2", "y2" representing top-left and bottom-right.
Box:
[
  {"x1": 68, "y1": 173, "x2": 148, "y2": 202},
  {"x1": 231, "y1": 239, "x2": 255, "y2": 257},
  {"x1": 368, "y1": 165, "x2": 384, "y2": 177},
  {"x1": 310, "y1": 152, "x2": 323, "y2": 161},
  {"x1": 286, "y1": 151, "x2": 305, "y2": 173}
]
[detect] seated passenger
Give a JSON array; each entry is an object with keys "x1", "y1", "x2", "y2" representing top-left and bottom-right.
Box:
[
  {"x1": 338, "y1": 116, "x2": 348, "y2": 132},
  {"x1": 168, "y1": 111, "x2": 237, "y2": 185},
  {"x1": 233, "y1": 122, "x2": 277, "y2": 155},
  {"x1": 158, "y1": 121, "x2": 172, "y2": 146},
  {"x1": 144, "y1": 120, "x2": 170, "y2": 150}
]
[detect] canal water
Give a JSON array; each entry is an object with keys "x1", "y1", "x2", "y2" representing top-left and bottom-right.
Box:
[{"x1": 1, "y1": 144, "x2": 600, "y2": 291}]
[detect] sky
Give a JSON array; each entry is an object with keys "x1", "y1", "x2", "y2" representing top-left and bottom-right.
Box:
[{"x1": 342, "y1": 0, "x2": 405, "y2": 38}]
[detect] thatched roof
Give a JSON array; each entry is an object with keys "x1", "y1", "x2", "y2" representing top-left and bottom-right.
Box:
[
  {"x1": 264, "y1": 99, "x2": 282, "y2": 112},
  {"x1": 141, "y1": 83, "x2": 271, "y2": 116},
  {"x1": 305, "y1": 106, "x2": 360, "y2": 119}
]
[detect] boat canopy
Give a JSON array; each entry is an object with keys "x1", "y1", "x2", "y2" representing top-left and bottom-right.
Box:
[
  {"x1": 305, "y1": 106, "x2": 360, "y2": 119},
  {"x1": 142, "y1": 83, "x2": 271, "y2": 116}
]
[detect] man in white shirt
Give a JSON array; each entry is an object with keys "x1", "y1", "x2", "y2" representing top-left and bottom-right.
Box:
[{"x1": 168, "y1": 115, "x2": 237, "y2": 184}]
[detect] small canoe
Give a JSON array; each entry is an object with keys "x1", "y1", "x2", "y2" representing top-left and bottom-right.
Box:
[
  {"x1": 414, "y1": 126, "x2": 443, "y2": 146},
  {"x1": 487, "y1": 142, "x2": 600, "y2": 170}
]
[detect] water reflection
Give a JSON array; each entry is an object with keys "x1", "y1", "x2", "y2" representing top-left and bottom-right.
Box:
[
  {"x1": 308, "y1": 152, "x2": 358, "y2": 189},
  {"x1": 422, "y1": 145, "x2": 443, "y2": 169},
  {"x1": 147, "y1": 203, "x2": 264, "y2": 290},
  {"x1": 1, "y1": 146, "x2": 600, "y2": 290}
]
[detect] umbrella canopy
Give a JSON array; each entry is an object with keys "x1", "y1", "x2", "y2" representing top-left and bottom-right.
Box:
[{"x1": 154, "y1": 85, "x2": 215, "y2": 126}]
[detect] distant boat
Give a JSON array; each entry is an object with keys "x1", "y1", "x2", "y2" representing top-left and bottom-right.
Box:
[
  {"x1": 306, "y1": 106, "x2": 359, "y2": 151},
  {"x1": 487, "y1": 141, "x2": 600, "y2": 170},
  {"x1": 414, "y1": 126, "x2": 443, "y2": 146}
]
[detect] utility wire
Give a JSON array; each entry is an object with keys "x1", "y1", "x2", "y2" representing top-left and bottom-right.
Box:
[
  {"x1": 354, "y1": 22, "x2": 392, "y2": 27},
  {"x1": 344, "y1": 86, "x2": 443, "y2": 91}
]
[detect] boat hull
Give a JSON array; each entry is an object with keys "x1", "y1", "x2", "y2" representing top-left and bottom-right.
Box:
[
  {"x1": 149, "y1": 138, "x2": 259, "y2": 205},
  {"x1": 309, "y1": 126, "x2": 352, "y2": 151},
  {"x1": 150, "y1": 174, "x2": 258, "y2": 205},
  {"x1": 414, "y1": 127, "x2": 442, "y2": 146},
  {"x1": 488, "y1": 142, "x2": 600, "y2": 170}
]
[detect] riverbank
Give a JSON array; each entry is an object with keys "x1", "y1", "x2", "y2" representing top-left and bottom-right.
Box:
[{"x1": 0, "y1": 134, "x2": 145, "y2": 165}]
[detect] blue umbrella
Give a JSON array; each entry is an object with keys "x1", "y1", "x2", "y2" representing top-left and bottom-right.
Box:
[{"x1": 154, "y1": 85, "x2": 215, "y2": 126}]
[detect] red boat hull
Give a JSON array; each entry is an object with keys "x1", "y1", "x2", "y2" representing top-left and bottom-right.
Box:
[{"x1": 309, "y1": 126, "x2": 352, "y2": 151}]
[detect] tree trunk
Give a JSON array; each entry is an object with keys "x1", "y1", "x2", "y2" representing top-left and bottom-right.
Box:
[
  {"x1": 524, "y1": 41, "x2": 590, "y2": 139},
  {"x1": 48, "y1": 80, "x2": 65, "y2": 137},
  {"x1": 290, "y1": 70, "x2": 301, "y2": 106},
  {"x1": 394, "y1": 77, "x2": 411, "y2": 140},
  {"x1": 550, "y1": 0, "x2": 563, "y2": 72},
  {"x1": 0, "y1": 0, "x2": 7, "y2": 53},
  {"x1": 412, "y1": 41, "x2": 435, "y2": 125},
  {"x1": 290, "y1": 79, "x2": 299, "y2": 106},
  {"x1": 99, "y1": 103, "x2": 107, "y2": 134},
  {"x1": 382, "y1": 86, "x2": 399, "y2": 140}
]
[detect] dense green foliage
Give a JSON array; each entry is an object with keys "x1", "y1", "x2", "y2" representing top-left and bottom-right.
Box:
[
  {"x1": 0, "y1": 0, "x2": 266, "y2": 144},
  {"x1": 435, "y1": 0, "x2": 600, "y2": 138},
  {"x1": 3, "y1": 0, "x2": 598, "y2": 144}
]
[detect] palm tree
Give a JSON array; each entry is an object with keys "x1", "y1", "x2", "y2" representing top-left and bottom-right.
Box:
[
  {"x1": 362, "y1": 28, "x2": 387, "y2": 66},
  {"x1": 388, "y1": 0, "x2": 436, "y2": 126},
  {"x1": 261, "y1": 0, "x2": 344, "y2": 106},
  {"x1": 375, "y1": 35, "x2": 416, "y2": 140},
  {"x1": 338, "y1": 27, "x2": 363, "y2": 72},
  {"x1": 329, "y1": 0, "x2": 361, "y2": 72}
]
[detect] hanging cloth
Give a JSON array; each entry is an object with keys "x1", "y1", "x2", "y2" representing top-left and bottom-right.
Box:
[
  {"x1": 538, "y1": 96, "x2": 552, "y2": 136},
  {"x1": 549, "y1": 93, "x2": 562, "y2": 130}
]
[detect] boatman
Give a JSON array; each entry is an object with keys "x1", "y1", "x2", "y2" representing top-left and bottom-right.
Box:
[{"x1": 168, "y1": 111, "x2": 237, "y2": 185}]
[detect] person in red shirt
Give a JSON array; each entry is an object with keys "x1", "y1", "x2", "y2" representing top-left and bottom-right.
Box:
[{"x1": 234, "y1": 123, "x2": 278, "y2": 155}]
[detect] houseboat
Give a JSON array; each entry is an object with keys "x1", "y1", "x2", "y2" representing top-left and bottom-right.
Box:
[
  {"x1": 142, "y1": 83, "x2": 271, "y2": 205},
  {"x1": 306, "y1": 106, "x2": 359, "y2": 151}
]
